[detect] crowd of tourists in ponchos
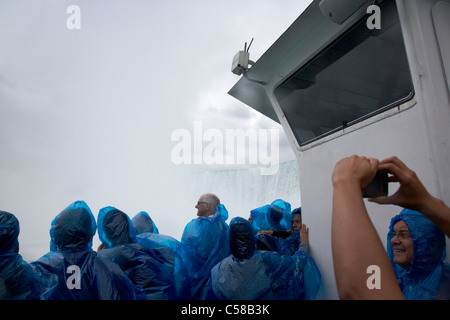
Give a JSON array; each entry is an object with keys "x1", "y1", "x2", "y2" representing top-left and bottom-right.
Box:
[
  {"x1": 0, "y1": 195, "x2": 321, "y2": 300},
  {"x1": 3, "y1": 179, "x2": 450, "y2": 300}
]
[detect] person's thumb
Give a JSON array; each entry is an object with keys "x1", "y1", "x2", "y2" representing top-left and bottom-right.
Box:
[{"x1": 368, "y1": 196, "x2": 393, "y2": 205}]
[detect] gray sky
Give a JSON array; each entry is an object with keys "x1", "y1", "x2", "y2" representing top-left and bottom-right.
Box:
[{"x1": 0, "y1": 0, "x2": 312, "y2": 260}]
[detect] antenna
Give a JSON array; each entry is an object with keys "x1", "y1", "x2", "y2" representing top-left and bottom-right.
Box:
[
  {"x1": 231, "y1": 37, "x2": 266, "y2": 84},
  {"x1": 246, "y1": 38, "x2": 254, "y2": 52}
]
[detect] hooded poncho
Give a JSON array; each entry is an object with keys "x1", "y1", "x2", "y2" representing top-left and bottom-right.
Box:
[
  {"x1": 387, "y1": 209, "x2": 450, "y2": 300},
  {"x1": 0, "y1": 211, "x2": 40, "y2": 299},
  {"x1": 31, "y1": 201, "x2": 146, "y2": 300},
  {"x1": 181, "y1": 204, "x2": 230, "y2": 299},
  {"x1": 132, "y1": 211, "x2": 190, "y2": 261},
  {"x1": 131, "y1": 211, "x2": 192, "y2": 298},
  {"x1": 202, "y1": 217, "x2": 321, "y2": 300},
  {"x1": 132, "y1": 211, "x2": 159, "y2": 235},
  {"x1": 97, "y1": 206, "x2": 186, "y2": 299},
  {"x1": 250, "y1": 199, "x2": 292, "y2": 233}
]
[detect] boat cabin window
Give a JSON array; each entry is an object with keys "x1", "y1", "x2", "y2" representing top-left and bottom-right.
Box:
[{"x1": 274, "y1": 0, "x2": 414, "y2": 146}]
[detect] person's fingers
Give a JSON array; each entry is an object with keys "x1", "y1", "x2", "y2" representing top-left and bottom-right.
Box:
[
  {"x1": 368, "y1": 196, "x2": 394, "y2": 205},
  {"x1": 379, "y1": 156, "x2": 408, "y2": 170},
  {"x1": 368, "y1": 158, "x2": 380, "y2": 175},
  {"x1": 378, "y1": 162, "x2": 405, "y2": 181},
  {"x1": 368, "y1": 157, "x2": 380, "y2": 167},
  {"x1": 388, "y1": 175, "x2": 400, "y2": 183},
  {"x1": 302, "y1": 224, "x2": 308, "y2": 233}
]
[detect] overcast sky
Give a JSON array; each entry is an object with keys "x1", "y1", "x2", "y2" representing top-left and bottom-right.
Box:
[{"x1": 0, "y1": 0, "x2": 312, "y2": 260}]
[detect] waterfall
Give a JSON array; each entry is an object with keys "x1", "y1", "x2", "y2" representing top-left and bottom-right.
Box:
[{"x1": 191, "y1": 160, "x2": 301, "y2": 220}]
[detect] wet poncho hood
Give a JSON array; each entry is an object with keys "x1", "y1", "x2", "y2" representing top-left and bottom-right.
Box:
[
  {"x1": 131, "y1": 211, "x2": 159, "y2": 235},
  {"x1": 32, "y1": 201, "x2": 146, "y2": 300},
  {"x1": 50, "y1": 201, "x2": 97, "y2": 253},
  {"x1": 98, "y1": 207, "x2": 188, "y2": 299},
  {"x1": 250, "y1": 199, "x2": 292, "y2": 232},
  {"x1": 387, "y1": 209, "x2": 447, "y2": 299},
  {"x1": 202, "y1": 217, "x2": 321, "y2": 300},
  {"x1": 229, "y1": 217, "x2": 256, "y2": 259},
  {"x1": 98, "y1": 206, "x2": 136, "y2": 248},
  {"x1": 0, "y1": 211, "x2": 40, "y2": 300},
  {"x1": 0, "y1": 210, "x2": 20, "y2": 255}
]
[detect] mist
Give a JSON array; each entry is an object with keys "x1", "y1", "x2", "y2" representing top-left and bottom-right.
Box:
[{"x1": 0, "y1": 0, "x2": 312, "y2": 261}]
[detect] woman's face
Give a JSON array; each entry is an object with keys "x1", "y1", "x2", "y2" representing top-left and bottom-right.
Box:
[{"x1": 390, "y1": 220, "x2": 414, "y2": 270}]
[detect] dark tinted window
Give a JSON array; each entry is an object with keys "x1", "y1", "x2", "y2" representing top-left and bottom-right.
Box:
[{"x1": 274, "y1": 0, "x2": 414, "y2": 146}]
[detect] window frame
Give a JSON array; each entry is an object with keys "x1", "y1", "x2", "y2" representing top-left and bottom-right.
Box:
[{"x1": 273, "y1": 0, "x2": 415, "y2": 149}]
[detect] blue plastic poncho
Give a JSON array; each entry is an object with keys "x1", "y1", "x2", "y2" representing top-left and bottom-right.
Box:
[
  {"x1": 280, "y1": 207, "x2": 302, "y2": 255},
  {"x1": 387, "y1": 209, "x2": 450, "y2": 300},
  {"x1": 280, "y1": 231, "x2": 301, "y2": 256},
  {"x1": 0, "y1": 211, "x2": 40, "y2": 300},
  {"x1": 132, "y1": 211, "x2": 185, "y2": 255},
  {"x1": 132, "y1": 211, "x2": 159, "y2": 234},
  {"x1": 98, "y1": 206, "x2": 185, "y2": 299},
  {"x1": 131, "y1": 211, "x2": 192, "y2": 298},
  {"x1": 250, "y1": 199, "x2": 292, "y2": 233},
  {"x1": 255, "y1": 233, "x2": 281, "y2": 252},
  {"x1": 181, "y1": 204, "x2": 230, "y2": 299},
  {"x1": 31, "y1": 201, "x2": 146, "y2": 300},
  {"x1": 201, "y1": 217, "x2": 321, "y2": 300}
]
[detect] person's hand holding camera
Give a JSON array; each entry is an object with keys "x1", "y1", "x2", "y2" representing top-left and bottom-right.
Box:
[
  {"x1": 332, "y1": 155, "x2": 379, "y2": 192},
  {"x1": 368, "y1": 156, "x2": 433, "y2": 211}
]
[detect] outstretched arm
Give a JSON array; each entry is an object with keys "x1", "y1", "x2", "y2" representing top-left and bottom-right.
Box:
[
  {"x1": 369, "y1": 156, "x2": 450, "y2": 237},
  {"x1": 332, "y1": 155, "x2": 403, "y2": 300}
]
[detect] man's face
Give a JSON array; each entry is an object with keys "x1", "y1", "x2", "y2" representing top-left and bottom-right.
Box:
[
  {"x1": 195, "y1": 195, "x2": 211, "y2": 217},
  {"x1": 391, "y1": 220, "x2": 414, "y2": 270},
  {"x1": 292, "y1": 214, "x2": 302, "y2": 232}
]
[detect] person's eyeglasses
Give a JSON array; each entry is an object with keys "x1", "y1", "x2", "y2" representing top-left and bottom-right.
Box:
[
  {"x1": 197, "y1": 201, "x2": 209, "y2": 206},
  {"x1": 389, "y1": 231, "x2": 411, "y2": 240}
]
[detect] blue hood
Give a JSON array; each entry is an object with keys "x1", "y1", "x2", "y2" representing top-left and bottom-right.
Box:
[
  {"x1": 229, "y1": 217, "x2": 256, "y2": 259},
  {"x1": 250, "y1": 199, "x2": 292, "y2": 232},
  {"x1": 98, "y1": 206, "x2": 136, "y2": 248},
  {"x1": 131, "y1": 211, "x2": 159, "y2": 235},
  {"x1": 0, "y1": 211, "x2": 41, "y2": 300},
  {"x1": 50, "y1": 201, "x2": 96, "y2": 253},
  {"x1": 209, "y1": 204, "x2": 228, "y2": 222},
  {"x1": 33, "y1": 201, "x2": 147, "y2": 300},
  {"x1": 0, "y1": 210, "x2": 20, "y2": 254},
  {"x1": 387, "y1": 209, "x2": 446, "y2": 299}
]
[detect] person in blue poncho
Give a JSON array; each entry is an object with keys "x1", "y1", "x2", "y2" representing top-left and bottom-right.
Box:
[
  {"x1": 132, "y1": 211, "x2": 159, "y2": 235},
  {"x1": 181, "y1": 193, "x2": 230, "y2": 299},
  {"x1": 280, "y1": 207, "x2": 308, "y2": 256},
  {"x1": 131, "y1": 211, "x2": 192, "y2": 298},
  {"x1": 387, "y1": 209, "x2": 450, "y2": 300},
  {"x1": 98, "y1": 206, "x2": 184, "y2": 300},
  {"x1": 331, "y1": 155, "x2": 450, "y2": 299},
  {"x1": 266, "y1": 205, "x2": 287, "y2": 232},
  {"x1": 201, "y1": 217, "x2": 321, "y2": 300},
  {"x1": 132, "y1": 211, "x2": 190, "y2": 262},
  {"x1": 0, "y1": 211, "x2": 40, "y2": 300},
  {"x1": 255, "y1": 232, "x2": 282, "y2": 252},
  {"x1": 253, "y1": 203, "x2": 307, "y2": 256},
  {"x1": 31, "y1": 201, "x2": 146, "y2": 300},
  {"x1": 250, "y1": 199, "x2": 292, "y2": 234}
]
